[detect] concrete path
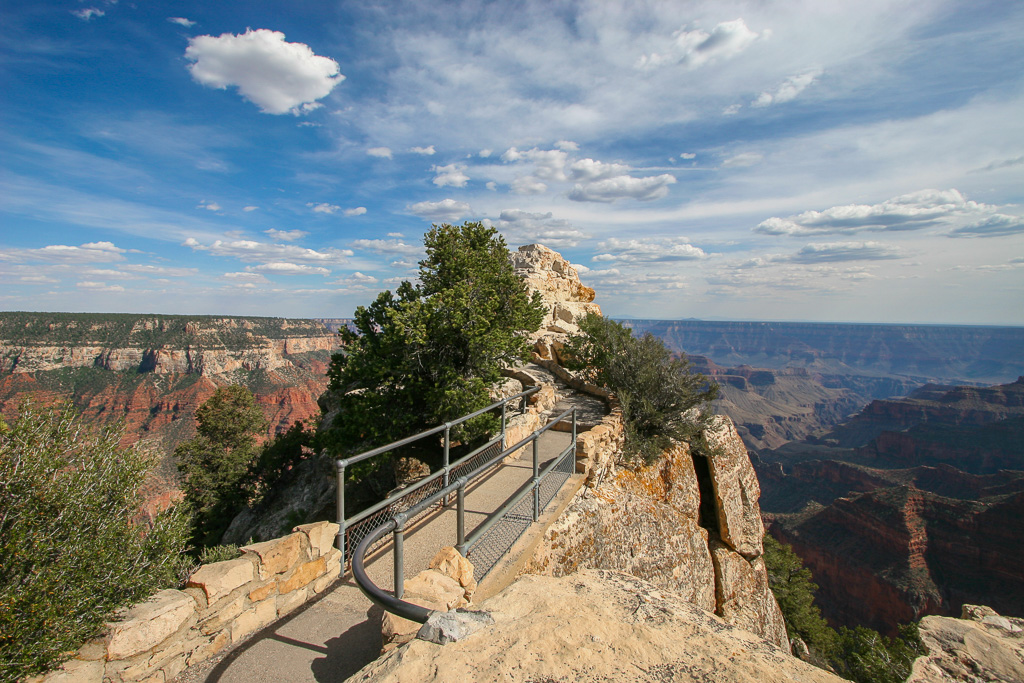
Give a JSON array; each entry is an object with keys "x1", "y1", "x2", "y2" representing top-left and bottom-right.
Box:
[{"x1": 176, "y1": 428, "x2": 576, "y2": 683}]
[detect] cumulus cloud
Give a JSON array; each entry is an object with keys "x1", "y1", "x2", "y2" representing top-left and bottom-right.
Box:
[
  {"x1": 722, "y1": 104, "x2": 741, "y2": 116},
  {"x1": 406, "y1": 198, "x2": 472, "y2": 221},
  {"x1": 680, "y1": 153, "x2": 696, "y2": 160},
  {"x1": 501, "y1": 147, "x2": 569, "y2": 181},
  {"x1": 487, "y1": 209, "x2": 589, "y2": 249},
  {"x1": 73, "y1": 8, "x2": 105, "y2": 21},
  {"x1": 331, "y1": 271, "x2": 379, "y2": 286},
  {"x1": 721, "y1": 152, "x2": 763, "y2": 168},
  {"x1": 223, "y1": 272, "x2": 270, "y2": 283},
  {"x1": 432, "y1": 163, "x2": 470, "y2": 188},
  {"x1": 245, "y1": 262, "x2": 330, "y2": 275},
  {"x1": 185, "y1": 29, "x2": 344, "y2": 115},
  {"x1": 753, "y1": 69, "x2": 822, "y2": 107},
  {"x1": 350, "y1": 238, "x2": 421, "y2": 256},
  {"x1": 410, "y1": 145, "x2": 436, "y2": 155},
  {"x1": 344, "y1": 207, "x2": 367, "y2": 217},
  {"x1": 948, "y1": 214, "x2": 1024, "y2": 238},
  {"x1": 638, "y1": 19, "x2": 761, "y2": 70},
  {"x1": 510, "y1": 176, "x2": 547, "y2": 195},
  {"x1": 198, "y1": 200, "x2": 222, "y2": 211},
  {"x1": 367, "y1": 147, "x2": 393, "y2": 158},
  {"x1": 168, "y1": 17, "x2": 196, "y2": 28},
  {"x1": 569, "y1": 158, "x2": 632, "y2": 182},
  {"x1": 755, "y1": 189, "x2": 993, "y2": 236},
  {"x1": 243, "y1": 205, "x2": 259, "y2": 212},
  {"x1": 569, "y1": 174, "x2": 676, "y2": 202},
  {"x1": 265, "y1": 229, "x2": 308, "y2": 241},
  {"x1": 307, "y1": 202, "x2": 340, "y2": 214},
  {"x1": 785, "y1": 242, "x2": 904, "y2": 263},
  {"x1": 182, "y1": 237, "x2": 351, "y2": 264},
  {"x1": 592, "y1": 237, "x2": 706, "y2": 263}
]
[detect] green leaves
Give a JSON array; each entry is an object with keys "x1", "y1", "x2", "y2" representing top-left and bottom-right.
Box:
[
  {"x1": 0, "y1": 403, "x2": 190, "y2": 681},
  {"x1": 323, "y1": 222, "x2": 544, "y2": 456},
  {"x1": 563, "y1": 312, "x2": 718, "y2": 464}
]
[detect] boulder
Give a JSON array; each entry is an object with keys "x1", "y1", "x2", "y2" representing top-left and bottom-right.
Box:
[
  {"x1": 910, "y1": 606, "x2": 1024, "y2": 682},
  {"x1": 710, "y1": 541, "x2": 789, "y2": 650},
  {"x1": 704, "y1": 416, "x2": 765, "y2": 559}
]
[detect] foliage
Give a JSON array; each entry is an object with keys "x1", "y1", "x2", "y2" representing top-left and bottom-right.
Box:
[
  {"x1": 564, "y1": 312, "x2": 718, "y2": 463},
  {"x1": 0, "y1": 403, "x2": 190, "y2": 681},
  {"x1": 197, "y1": 543, "x2": 242, "y2": 565},
  {"x1": 762, "y1": 534, "x2": 926, "y2": 683},
  {"x1": 245, "y1": 420, "x2": 316, "y2": 508},
  {"x1": 176, "y1": 385, "x2": 268, "y2": 548},
  {"x1": 323, "y1": 222, "x2": 545, "y2": 457}
]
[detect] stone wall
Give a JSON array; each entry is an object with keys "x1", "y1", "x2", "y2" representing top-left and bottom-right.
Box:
[{"x1": 28, "y1": 521, "x2": 342, "y2": 683}]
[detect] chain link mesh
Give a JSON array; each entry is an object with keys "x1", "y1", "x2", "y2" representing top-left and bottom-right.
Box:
[
  {"x1": 449, "y1": 439, "x2": 503, "y2": 482},
  {"x1": 468, "y1": 445, "x2": 576, "y2": 578},
  {"x1": 344, "y1": 471, "x2": 447, "y2": 562}
]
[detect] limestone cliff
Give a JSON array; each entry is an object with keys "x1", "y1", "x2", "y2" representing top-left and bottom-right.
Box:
[
  {"x1": 909, "y1": 604, "x2": 1024, "y2": 682},
  {"x1": 351, "y1": 570, "x2": 841, "y2": 683}
]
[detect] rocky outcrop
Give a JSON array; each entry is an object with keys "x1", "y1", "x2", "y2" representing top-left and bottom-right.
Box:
[
  {"x1": 350, "y1": 570, "x2": 842, "y2": 683},
  {"x1": 909, "y1": 605, "x2": 1024, "y2": 683}
]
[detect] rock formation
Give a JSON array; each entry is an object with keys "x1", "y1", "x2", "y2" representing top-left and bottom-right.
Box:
[
  {"x1": 350, "y1": 570, "x2": 842, "y2": 683},
  {"x1": 909, "y1": 604, "x2": 1024, "y2": 683}
]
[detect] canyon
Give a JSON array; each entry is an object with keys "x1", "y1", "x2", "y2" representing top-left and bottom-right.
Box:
[{"x1": 0, "y1": 312, "x2": 340, "y2": 492}]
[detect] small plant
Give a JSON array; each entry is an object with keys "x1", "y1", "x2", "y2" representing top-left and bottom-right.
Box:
[
  {"x1": 0, "y1": 403, "x2": 191, "y2": 681},
  {"x1": 197, "y1": 543, "x2": 242, "y2": 565},
  {"x1": 564, "y1": 313, "x2": 718, "y2": 464}
]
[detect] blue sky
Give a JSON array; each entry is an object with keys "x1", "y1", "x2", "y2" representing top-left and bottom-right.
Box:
[{"x1": 2, "y1": 1, "x2": 1022, "y2": 324}]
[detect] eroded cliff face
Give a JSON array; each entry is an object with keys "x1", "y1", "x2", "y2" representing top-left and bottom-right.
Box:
[{"x1": 0, "y1": 313, "x2": 339, "y2": 492}]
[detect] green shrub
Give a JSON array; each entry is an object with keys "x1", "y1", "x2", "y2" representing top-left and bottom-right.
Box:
[
  {"x1": 0, "y1": 403, "x2": 191, "y2": 681},
  {"x1": 564, "y1": 313, "x2": 718, "y2": 463}
]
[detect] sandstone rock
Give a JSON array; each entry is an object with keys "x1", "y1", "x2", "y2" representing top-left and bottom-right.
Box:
[
  {"x1": 416, "y1": 609, "x2": 494, "y2": 645},
  {"x1": 230, "y1": 599, "x2": 277, "y2": 644},
  {"x1": 351, "y1": 570, "x2": 845, "y2": 683},
  {"x1": 187, "y1": 557, "x2": 255, "y2": 605},
  {"x1": 242, "y1": 533, "x2": 305, "y2": 577},
  {"x1": 294, "y1": 520, "x2": 340, "y2": 559},
  {"x1": 704, "y1": 416, "x2": 764, "y2": 559},
  {"x1": 392, "y1": 457, "x2": 430, "y2": 488},
  {"x1": 710, "y1": 541, "x2": 789, "y2": 650},
  {"x1": 107, "y1": 589, "x2": 196, "y2": 660},
  {"x1": 909, "y1": 607, "x2": 1024, "y2": 683},
  {"x1": 35, "y1": 657, "x2": 104, "y2": 683},
  {"x1": 428, "y1": 546, "x2": 477, "y2": 600},
  {"x1": 404, "y1": 570, "x2": 466, "y2": 610},
  {"x1": 278, "y1": 556, "x2": 327, "y2": 594}
]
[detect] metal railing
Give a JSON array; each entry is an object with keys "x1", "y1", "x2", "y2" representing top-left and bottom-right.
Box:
[
  {"x1": 349, "y1": 405, "x2": 578, "y2": 624},
  {"x1": 335, "y1": 386, "x2": 539, "y2": 568}
]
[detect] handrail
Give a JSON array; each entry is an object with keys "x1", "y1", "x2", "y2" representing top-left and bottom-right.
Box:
[
  {"x1": 335, "y1": 385, "x2": 540, "y2": 566},
  {"x1": 348, "y1": 406, "x2": 577, "y2": 624}
]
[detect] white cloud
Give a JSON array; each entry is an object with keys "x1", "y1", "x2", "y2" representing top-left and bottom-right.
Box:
[
  {"x1": 755, "y1": 189, "x2": 993, "y2": 236},
  {"x1": 479, "y1": 149, "x2": 492, "y2": 158},
  {"x1": 122, "y1": 264, "x2": 198, "y2": 277},
  {"x1": 569, "y1": 158, "x2": 632, "y2": 182},
  {"x1": 308, "y1": 202, "x2": 342, "y2": 214},
  {"x1": 638, "y1": 18, "x2": 761, "y2": 70},
  {"x1": 185, "y1": 29, "x2": 344, "y2": 115},
  {"x1": 680, "y1": 153, "x2": 696, "y2": 160},
  {"x1": 350, "y1": 238, "x2": 422, "y2": 256},
  {"x1": 223, "y1": 272, "x2": 270, "y2": 283},
  {"x1": 387, "y1": 232, "x2": 404, "y2": 238},
  {"x1": 569, "y1": 174, "x2": 676, "y2": 203},
  {"x1": 182, "y1": 237, "x2": 352, "y2": 264},
  {"x1": 510, "y1": 176, "x2": 547, "y2": 195},
  {"x1": 502, "y1": 146, "x2": 568, "y2": 181},
  {"x1": 485, "y1": 181, "x2": 497, "y2": 191},
  {"x1": 721, "y1": 152, "x2": 763, "y2": 168},
  {"x1": 722, "y1": 104, "x2": 742, "y2": 116},
  {"x1": 168, "y1": 17, "x2": 196, "y2": 28},
  {"x1": 592, "y1": 237, "x2": 706, "y2": 263},
  {"x1": 344, "y1": 207, "x2": 368, "y2": 216},
  {"x1": 753, "y1": 68, "x2": 822, "y2": 107},
  {"x1": 245, "y1": 262, "x2": 330, "y2": 275},
  {"x1": 76, "y1": 281, "x2": 125, "y2": 292},
  {"x1": 948, "y1": 214, "x2": 1024, "y2": 238},
  {"x1": 786, "y1": 241, "x2": 904, "y2": 263},
  {"x1": 432, "y1": 163, "x2": 470, "y2": 188},
  {"x1": 367, "y1": 147, "x2": 393, "y2": 159},
  {"x1": 243, "y1": 205, "x2": 259, "y2": 212},
  {"x1": 489, "y1": 209, "x2": 589, "y2": 249},
  {"x1": 72, "y1": 8, "x2": 105, "y2": 21},
  {"x1": 0, "y1": 241, "x2": 126, "y2": 264},
  {"x1": 265, "y1": 228, "x2": 308, "y2": 241},
  {"x1": 410, "y1": 145, "x2": 436, "y2": 155},
  {"x1": 406, "y1": 198, "x2": 472, "y2": 221},
  {"x1": 331, "y1": 271, "x2": 380, "y2": 286},
  {"x1": 198, "y1": 201, "x2": 222, "y2": 211}
]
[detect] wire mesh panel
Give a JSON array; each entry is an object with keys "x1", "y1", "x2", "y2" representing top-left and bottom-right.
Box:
[
  {"x1": 449, "y1": 438, "x2": 503, "y2": 482},
  {"x1": 538, "y1": 447, "x2": 575, "y2": 511},
  {"x1": 344, "y1": 471, "x2": 447, "y2": 564},
  {"x1": 467, "y1": 491, "x2": 535, "y2": 579}
]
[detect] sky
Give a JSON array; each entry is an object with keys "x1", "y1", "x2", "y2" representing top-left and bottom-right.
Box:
[{"x1": 2, "y1": 1, "x2": 1022, "y2": 325}]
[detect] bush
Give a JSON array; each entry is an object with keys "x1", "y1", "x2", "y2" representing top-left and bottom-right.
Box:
[
  {"x1": 0, "y1": 404, "x2": 190, "y2": 681},
  {"x1": 564, "y1": 312, "x2": 718, "y2": 463}
]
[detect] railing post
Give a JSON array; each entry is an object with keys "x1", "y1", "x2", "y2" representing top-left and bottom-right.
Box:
[
  {"x1": 442, "y1": 424, "x2": 451, "y2": 504},
  {"x1": 393, "y1": 512, "x2": 407, "y2": 599},
  {"x1": 456, "y1": 479, "x2": 467, "y2": 557},
  {"x1": 572, "y1": 407, "x2": 577, "y2": 446},
  {"x1": 336, "y1": 459, "x2": 346, "y2": 569},
  {"x1": 501, "y1": 401, "x2": 507, "y2": 449},
  {"x1": 532, "y1": 436, "x2": 540, "y2": 522}
]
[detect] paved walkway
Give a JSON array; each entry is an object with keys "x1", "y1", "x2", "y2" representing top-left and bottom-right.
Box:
[{"x1": 176, "y1": 428, "x2": 576, "y2": 683}]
